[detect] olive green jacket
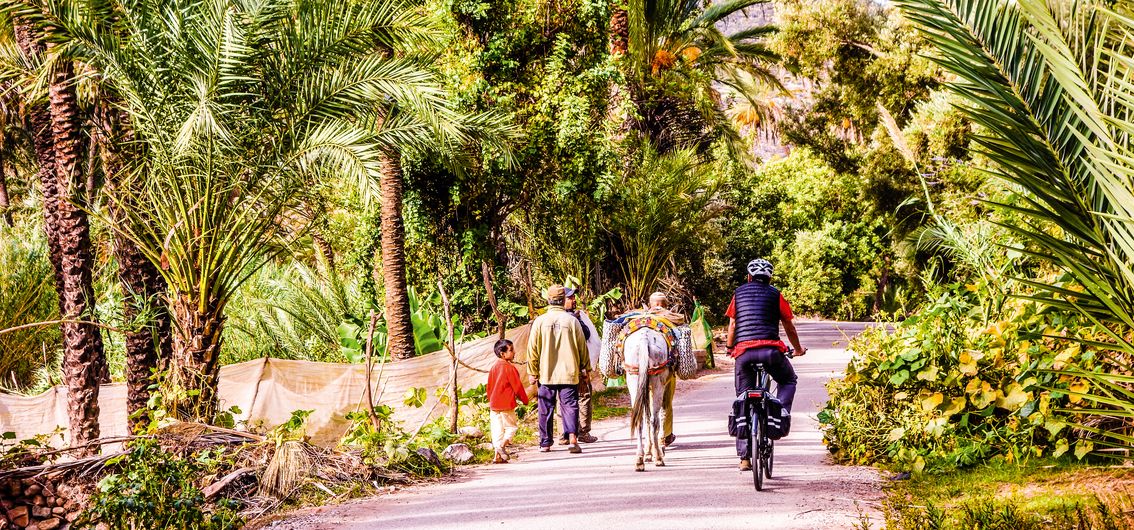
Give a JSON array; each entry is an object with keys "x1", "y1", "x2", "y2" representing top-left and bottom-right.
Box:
[{"x1": 527, "y1": 306, "x2": 590, "y2": 385}]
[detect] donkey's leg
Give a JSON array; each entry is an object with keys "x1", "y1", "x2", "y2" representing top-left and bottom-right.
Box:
[
  {"x1": 651, "y1": 377, "x2": 666, "y2": 467},
  {"x1": 635, "y1": 423, "x2": 646, "y2": 472},
  {"x1": 628, "y1": 373, "x2": 646, "y2": 471},
  {"x1": 642, "y1": 385, "x2": 653, "y2": 463}
]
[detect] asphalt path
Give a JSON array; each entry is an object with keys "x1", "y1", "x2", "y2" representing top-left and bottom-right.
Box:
[{"x1": 267, "y1": 320, "x2": 882, "y2": 530}]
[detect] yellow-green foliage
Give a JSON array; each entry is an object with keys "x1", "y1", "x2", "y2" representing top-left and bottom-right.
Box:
[{"x1": 821, "y1": 284, "x2": 1103, "y2": 472}]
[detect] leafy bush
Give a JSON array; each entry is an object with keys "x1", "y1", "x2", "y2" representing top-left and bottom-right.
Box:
[
  {"x1": 774, "y1": 219, "x2": 884, "y2": 319},
  {"x1": 340, "y1": 382, "x2": 497, "y2": 476},
  {"x1": 821, "y1": 282, "x2": 1104, "y2": 473},
  {"x1": 78, "y1": 438, "x2": 243, "y2": 530}
]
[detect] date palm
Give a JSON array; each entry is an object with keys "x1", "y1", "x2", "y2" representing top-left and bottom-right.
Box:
[
  {"x1": 895, "y1": 0, "x2": 1134, "y2": 451},
  {"x1": 1, "y1": 14, "x2": 107, "y2": 453},
  {"x1": 1, "y1": 9, "x2": 177, "y2": 431},
  {"x1": 18, "y1": 0, "x2": 490, "y2": 420},
  {"x1": 616, "y1": 0, "x2": 785, "y2": 153}
]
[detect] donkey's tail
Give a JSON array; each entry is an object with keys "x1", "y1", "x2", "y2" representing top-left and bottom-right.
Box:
[{"x1": 629, "y1": 345, "x2": 651, "y2": 436}]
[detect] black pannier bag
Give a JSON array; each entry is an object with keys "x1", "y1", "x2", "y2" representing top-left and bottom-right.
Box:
[
  {"x1": 729, "y1": 396, "x2": 748, "y2": 438},
  {"x1": 765, "y1": 396, "x2": 790, "y2": 440}
]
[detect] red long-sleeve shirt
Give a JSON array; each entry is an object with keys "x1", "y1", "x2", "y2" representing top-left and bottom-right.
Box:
[{"x1": 488, "y1": 359, "x2": 530, "y2": 412}]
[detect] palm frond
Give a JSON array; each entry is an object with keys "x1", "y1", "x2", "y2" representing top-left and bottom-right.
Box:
[{"x1": 895, "y1": 0, "x2": 1134, "y2": 452}]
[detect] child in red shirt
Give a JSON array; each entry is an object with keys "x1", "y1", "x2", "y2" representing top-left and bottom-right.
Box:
[{"x1": 487, "y1": 339, "x2": 529, "y2": 463}]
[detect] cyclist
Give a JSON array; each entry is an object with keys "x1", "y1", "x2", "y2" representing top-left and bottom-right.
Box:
[{"x1": 725, "y1": 258, "x2": 807, "y2": 471}]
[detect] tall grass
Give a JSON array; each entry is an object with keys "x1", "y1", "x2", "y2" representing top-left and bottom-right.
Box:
[
  {"x1": 878, "y1": 495, "x2": 1132, "y2": 530},
  {"x1": 0, "y1": 223, "x2": 59, "y2": 390}
]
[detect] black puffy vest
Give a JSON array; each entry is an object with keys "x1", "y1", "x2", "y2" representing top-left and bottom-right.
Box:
[{"x1": 733, "y1": 281, "x2": 781, "y2": 342}]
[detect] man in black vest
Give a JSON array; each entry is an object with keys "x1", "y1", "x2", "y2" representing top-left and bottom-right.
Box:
[{"x1": 725, "y1": 258, "x2": 807, "y2": 471}]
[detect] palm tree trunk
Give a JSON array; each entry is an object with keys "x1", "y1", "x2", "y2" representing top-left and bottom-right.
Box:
[
  {"x1": 170, "y1": 294, "x2": 225, "y2": 421},
  {"x1": 15, "y1": 24, "x2": 64, "y2": 302},
  {"x1": 608, "y1": 2, "x2": 630, "y2": 142},
  {"x1": 98, "y1": 102, "x2": 172, "y2": 430},
  {"x1": 50, "y1": 56, "x2": 108, "y2": 450},
  {"x1": 379, "y1": 148, "x2": 415, "y2": 360},
  {"x1": 312, "y1": 230, "x2": 336, "y2": 272},
  {"x1": 15, "y1": 22, "x2": 106, "y2": 454},
  {"x1": 610, "y1": 2, "x2": 629, "y2": 56},
  {"x1": 0, "y1": 157, "x2": 13, "y2": 227},
  {"x1": 116, "y1": 234, "x2": 172, "y2": 427}
]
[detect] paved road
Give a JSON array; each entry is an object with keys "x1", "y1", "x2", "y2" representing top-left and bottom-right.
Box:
[{"x1": 268, "y1": 321, "x2": 882, "y2": 530}]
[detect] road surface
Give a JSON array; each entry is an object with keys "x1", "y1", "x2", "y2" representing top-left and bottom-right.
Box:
[{"x1": 266, "y1": 321, "x2": 882, "y2": 530}]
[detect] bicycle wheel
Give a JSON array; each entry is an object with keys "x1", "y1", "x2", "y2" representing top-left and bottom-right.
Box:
[
  {"x1": 751, "y1": 409, "x2": 764, "y2": 491},
  {"x1": 764, "y1": 439, "x2": 774, "y2": 479}
]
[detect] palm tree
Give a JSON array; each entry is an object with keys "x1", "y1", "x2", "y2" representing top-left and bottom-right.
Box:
[
  {"x1": 378, "y1": 147, "x2": 415, "y2": 360},
  {"x1": 22, "y1": 0, "x2": 501, "y2": 420},
  {"x1": 894, "y1": 0, "x2": 1134, "y2": 450},
  {"x1": 3, "y1": 9, "x2": 174, "y2": 429},
  {"x1": 606, "y1": 145, "x2": 724, "y2": 303},
  {"x1": 7, "y1": 16, "x2": 106, "y2": 454},
  {"x1": 94, "y1": 100, "x2": 172, "y2": 429},
  {"x1": 616, "y1": 0, "x2": 785, "y2": 153},
  {"x1": 375, "y1": 106, "x2": 513, "y2": 360}
]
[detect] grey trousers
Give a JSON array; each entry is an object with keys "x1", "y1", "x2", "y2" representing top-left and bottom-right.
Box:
[{"x1": 560, "y1": 376, "x2": 593, "y2": 438}]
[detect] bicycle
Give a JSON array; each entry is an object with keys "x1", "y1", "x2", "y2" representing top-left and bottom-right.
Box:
[{"x1": 742, "y1": 348, "x2": 794, "y2": 491}]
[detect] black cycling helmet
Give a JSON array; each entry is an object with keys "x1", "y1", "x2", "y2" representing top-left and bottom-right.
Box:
[{"x1": 747, "y1": 258, "x2": 773, "y2": 279}]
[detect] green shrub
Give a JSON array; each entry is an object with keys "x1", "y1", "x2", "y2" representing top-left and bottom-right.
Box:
[
  {"x1": 774, "y1": 219, "x2": 884, "y2": 319},
  {"x1": 78, "y1": 438, "x2": 243, "y2": 530},
  {"x1": 722, "y1": 149, "x2": 887, "y2": 319},
  {"x1": 821, "y1": 282, "x2": 1103, "y2": 473}
]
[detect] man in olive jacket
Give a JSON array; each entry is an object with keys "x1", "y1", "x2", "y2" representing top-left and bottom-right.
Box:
[{"x1": 528, "y1": 284, "x2": 590, "y2": 454}]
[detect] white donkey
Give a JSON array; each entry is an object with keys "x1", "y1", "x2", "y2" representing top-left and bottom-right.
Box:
[{"x1": 623, "y1": 328, "x2": 672, "y2": 471}]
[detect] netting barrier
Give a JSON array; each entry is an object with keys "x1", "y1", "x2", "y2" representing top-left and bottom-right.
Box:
[{"x1": 0, "y1": 326, "x2": 532, "y2": 448}]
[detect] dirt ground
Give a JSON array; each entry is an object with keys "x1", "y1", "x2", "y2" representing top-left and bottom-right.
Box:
[{"x1": 262, "y1": 321, "x2": 883, "y2": 530}]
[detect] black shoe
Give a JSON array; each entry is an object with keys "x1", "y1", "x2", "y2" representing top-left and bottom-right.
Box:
[
  {"x1": 663, "y1": 434, "x2": 676, "y2": 447},
  {"x1": 578, "y1": 434, "x2": 598, "y2": 443}
]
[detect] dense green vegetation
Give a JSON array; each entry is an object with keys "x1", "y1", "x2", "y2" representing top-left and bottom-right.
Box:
[
  {"x1": 0, "y1": 0, "x2": 1003, "y2": 397},
  {"x1": 0, "y1": 0, "x2": 1133, "y2": 526},
  {"x1": 818, "y1": 0, "x2": 1134, "y2": 472}
]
